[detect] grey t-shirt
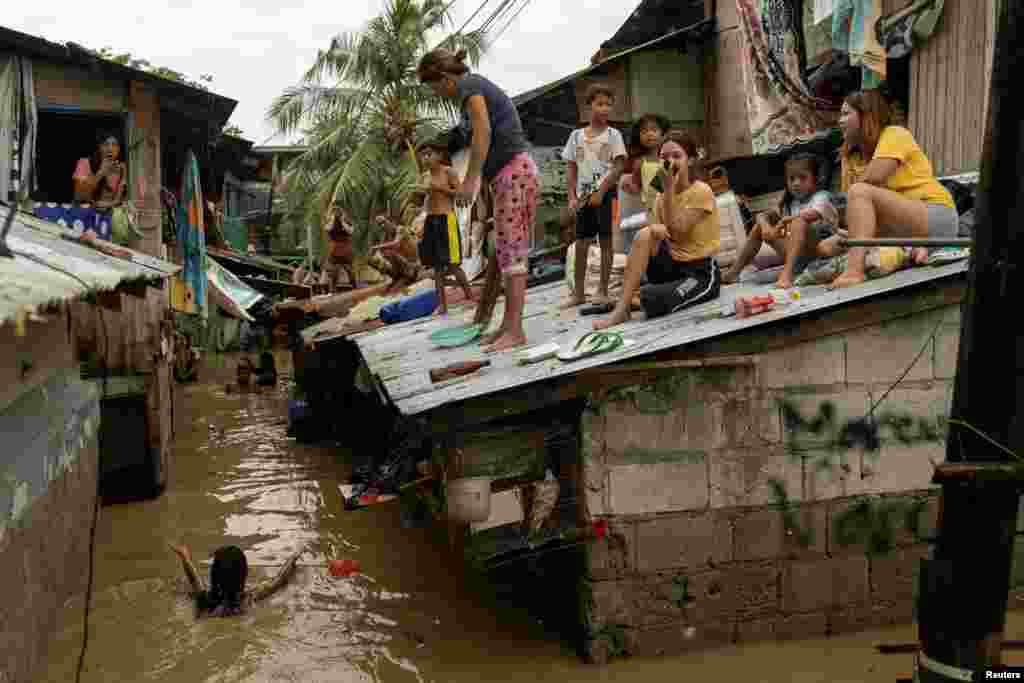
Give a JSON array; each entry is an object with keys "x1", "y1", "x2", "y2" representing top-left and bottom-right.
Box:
[{"x1": 454, "y1": 74, "x2": 529, "y2": 181}]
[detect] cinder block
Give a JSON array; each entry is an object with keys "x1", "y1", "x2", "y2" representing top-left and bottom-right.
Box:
[
  {"x1": 759, "y1": 335, "x2": 846, "y2": 389},
  {"x1": 782, "y1": 556, "x2": 868, "y2": 613},
  {"x1": 775, "y1": 612, "x2": 829, "y2": 640},
  {"x1": 625, "y1": 620, "x2": 734, "y2": 658},
  {"x1": 692, "y1": 364, "x2": 758, "y2": 404},
  {"x1": 780, "y1": 391, "x2": 872, "y2": 471},
  {"x1": 635, "y1": 511, "x2": 733, "y2": 572},
  {"x1": 782, "y1": 502, "x2": 829, "y2": 559},
  {"x1": 580, "y1": 406, "x2": 607, "y2": 463},
  {"x1": 828, "y1": 599, "x2": 916, "y2": 635},
  {"x1": 859, "y1": 384, "x2": 950, "y2": 495},
  {"x1": 845, "y1": 311, "x2": 940, "y2": 385},
  {"x1": 720, "y1": 561, "x2": 781, "y2": 619},
  {"x1": 720, "y1": 397, "x2": 782, "y2": 447},
  {"x1": 827, "y1": 497, "x2": 873, "y2": 556},
  {"x1": 735, "y1": 616, "x2": 776, "y2": 643},
  {"x1": 604, "y1": 392, "x2": 725, "y2": 458},
  {"x1": 582, "y1": 455, "x2": 609, "y2": 518},
  {"x1": 888, "y1": 493, "x2": 940, "y2": 547},
  {"x1": 709, "y1": 448, "x2": 804, "y2": 509},
  {"x1": 803, "y1": 449, "x2": 868, "y2": 502},
  {"x1": 734, "y1": 507, "x2": 785, "y2": 562},
  {"x1": 588, "y1": 520, "x2": 636, "y2": 580},
  {"x1": 608, "y1": 461, "x2": 709, "y2": 516},
  {"x1": 933, "y1": 323, "x2": 961, "y2": 380},
  {"x1": 870, "y1": 545, "x2": 931, "y2": 603}
]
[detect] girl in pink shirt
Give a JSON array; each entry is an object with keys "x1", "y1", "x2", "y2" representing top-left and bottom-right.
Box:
[{"x1": 73, "y1": 130, "x2": 125, "y2": 208}]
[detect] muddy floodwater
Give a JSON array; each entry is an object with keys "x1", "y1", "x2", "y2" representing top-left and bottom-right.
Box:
[{"x1": 35, "y1": 351, "x2": 1024, "y2": 682}]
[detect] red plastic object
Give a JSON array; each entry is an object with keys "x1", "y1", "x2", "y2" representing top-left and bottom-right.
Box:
[
  {"x1": 735, "y1": 295, "x2": 776, "y2": 319},
  {"x1": 592, "y1": 519, "x2": 609, "y2": 541},
  {"x1": 328, "y1": 559, "x2": 361, "y2": 577}
]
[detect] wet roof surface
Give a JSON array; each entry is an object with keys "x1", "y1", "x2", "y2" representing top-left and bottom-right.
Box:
[{"x1": 352, "y1": 261, "x2": 969, "y2": 417}]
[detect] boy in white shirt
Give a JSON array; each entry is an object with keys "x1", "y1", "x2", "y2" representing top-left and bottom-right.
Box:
[{"x1": 561, "y1": 83, "x2": 627, "y2": 311}]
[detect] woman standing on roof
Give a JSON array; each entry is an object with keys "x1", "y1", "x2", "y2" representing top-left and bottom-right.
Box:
[
  {"x1": 829, "y1": 88, "x2": 956, "y2": 289},
  {"x1": 417, "y1": 48, "x2": 538, "y2": 352}
]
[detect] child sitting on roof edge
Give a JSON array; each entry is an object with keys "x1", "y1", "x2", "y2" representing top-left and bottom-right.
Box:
[{"x1": 721, "y1": 152, "x2": 841, "y2": 289}]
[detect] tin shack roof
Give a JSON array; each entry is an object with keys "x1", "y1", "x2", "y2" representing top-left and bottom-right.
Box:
[
  {"x1": 0, "y1": 207, "x2": 180, "y2": 327},
  {"x1": 351, "y1": 261, "x2": 968, "y2": 419}
]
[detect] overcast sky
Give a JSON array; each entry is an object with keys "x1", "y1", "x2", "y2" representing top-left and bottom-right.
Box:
[{"x1": 9, "y1": 0, "x2": 637, "y2": 144}]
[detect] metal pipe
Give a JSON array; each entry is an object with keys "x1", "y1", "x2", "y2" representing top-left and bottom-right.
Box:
[{"x1": 838, "y1": 237, "x2": 973, "y2": 248}]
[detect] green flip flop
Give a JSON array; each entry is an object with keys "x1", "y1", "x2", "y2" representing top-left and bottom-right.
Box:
[
  {"x1": 557, "y1": 331, "x2": 624, "y2": 362},
  {"x1": 429, "y1": 323, "x2": 484, "y2": 349}
]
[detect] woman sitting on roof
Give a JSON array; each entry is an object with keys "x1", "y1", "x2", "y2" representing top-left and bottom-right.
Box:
[
  {"x1": 72, "y1": 130, "x2": 126, "y2": 241},
  {"x1": 828, "y1": 88, "x2": 957, "y2": 289},
  {"x1": 593, "y1": 130, "x2": 722, "y2": 331}
]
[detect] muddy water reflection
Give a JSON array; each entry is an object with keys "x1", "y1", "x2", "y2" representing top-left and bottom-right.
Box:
[{"x1": 34, "y1": 351, "x2": 1011, "y2": 682}]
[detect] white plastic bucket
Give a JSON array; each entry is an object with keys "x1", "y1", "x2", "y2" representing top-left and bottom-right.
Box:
[{"x1": 447, "y1": 476, "x2": 492, "y2": 523}]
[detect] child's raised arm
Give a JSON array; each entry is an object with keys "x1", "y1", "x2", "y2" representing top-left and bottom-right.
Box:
[
  {"x1": 250, "y1": 548, "x2": 306, "y2": 603},
  {"x1": 169, "y1": 544, "x2": 206, "y2": 595}
]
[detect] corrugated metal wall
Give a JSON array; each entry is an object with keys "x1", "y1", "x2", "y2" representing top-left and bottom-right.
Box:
[{"x1": 905, "y1": 0, "x2": 997, "y2": 175}]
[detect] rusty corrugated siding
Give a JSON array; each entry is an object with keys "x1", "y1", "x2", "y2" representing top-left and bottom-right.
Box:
[{"x1": 907, "y1": 0, "x2": 997, "y2": 175}]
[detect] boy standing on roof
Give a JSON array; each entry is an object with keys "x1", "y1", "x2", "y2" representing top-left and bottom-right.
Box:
[
  {"x1": 417, "y1": 141, "x2": 475, "y2": 315},
  {"x1": 561, "y1": 83, "x2": 628, "y2": 311}
]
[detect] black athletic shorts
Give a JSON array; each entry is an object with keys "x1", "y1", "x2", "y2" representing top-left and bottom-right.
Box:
[
  {"x1": 576, "y1": 191, "x2": 614, "y2": 240},
  {"x1": 639, "y1": 243, "x2": 721, "y2": 319},
  {"x1": 417, "y1": 213, "x2": 462, "y2": 269}
]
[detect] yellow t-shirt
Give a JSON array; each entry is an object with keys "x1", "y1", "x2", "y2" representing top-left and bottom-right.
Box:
[
  {"x1": 653, "y1": 180, "x2": 721, "y2": 262},
  {"x1": 841, "y1": 126, "x2": 954, "y2": 208},
  {"x1": 639, "y1": 159, "x2": 661, "y2": 213}
]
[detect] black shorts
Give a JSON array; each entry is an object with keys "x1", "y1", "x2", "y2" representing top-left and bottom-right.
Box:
[
  {"x1": 576, "y1": 192, "x2": 614, "y2": 240},
  {"x1": 639, "y1": 244, "x2": 721, "y2": 319},
  {"x1": 418, "y1": 213, "x2": 462, "y2": 269}
]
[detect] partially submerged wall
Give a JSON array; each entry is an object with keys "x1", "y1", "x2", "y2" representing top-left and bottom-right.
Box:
[
  {"x1": 579, "y1": 303, "x2": 963, "y2": 662},
  {"x1": 0, "y1": 316, "x2": 100, "y2": 683}
]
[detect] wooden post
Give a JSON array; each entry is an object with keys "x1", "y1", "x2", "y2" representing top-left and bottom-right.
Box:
[{"x1": 916, "y1": 1, "x2": 1024, "y2": 679}]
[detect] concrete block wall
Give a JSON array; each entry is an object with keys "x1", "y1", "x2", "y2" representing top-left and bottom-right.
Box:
[
  {"x1": 0, "y1": 329, "x2": 101, "y2": 682},
  {"x1": 580, "y1": 303, "x2": 963, "y2": 662}
]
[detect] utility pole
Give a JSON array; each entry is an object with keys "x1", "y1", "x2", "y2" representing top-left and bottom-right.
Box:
[{"x1": 915, "y1": 0, "x2": 1024, "y2": 680}]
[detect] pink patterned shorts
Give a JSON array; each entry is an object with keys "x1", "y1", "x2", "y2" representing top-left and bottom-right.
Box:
[{"x1": 491, "y1": 153, "x2": 538, "y2": 275}]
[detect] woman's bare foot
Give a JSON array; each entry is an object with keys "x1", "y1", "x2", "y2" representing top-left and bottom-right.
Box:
[
  {"x1": 828, "y1": 271, "x2": 866, "y2": 289},
  {"x1": 721, "y1": 269, "x2": 740, "y2": 285},
  {"x1": 774, "y1": 273, "x2": 794, "y2": 289},
  {"x1": 911, "y1": 247, "x2": 929, "y2": 265},
  {"x1": 480, "y1": 327, "x2": 506, "y2": 346},
  {"x1": 593, "y1": 306, "x2": 630, "y2": 330},
  {"x1": 484, "y1": 331, "x2": 527, "y2": 352}
]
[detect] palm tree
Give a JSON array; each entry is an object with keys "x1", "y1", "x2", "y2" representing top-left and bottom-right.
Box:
[{"x1": 268, "y1": 0, "x2": 488, "y2": 261}]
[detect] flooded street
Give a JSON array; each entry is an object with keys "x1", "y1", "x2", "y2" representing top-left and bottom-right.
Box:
[{"x1": 33, "y1": 351, "x2": 1021, "y2": 682}]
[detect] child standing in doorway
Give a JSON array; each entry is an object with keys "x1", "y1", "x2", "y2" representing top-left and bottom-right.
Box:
[
  {"x1": 721, "y1": 153, "x2": 840, "y2": 289},
  {"x1": 417, "y1": 142, "x2": 475, "y2": 315},
  {"x1": 561, "y1": 83, "x2": 628, "y2": 311}
]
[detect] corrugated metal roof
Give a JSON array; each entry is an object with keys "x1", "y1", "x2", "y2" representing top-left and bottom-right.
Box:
[
  {"x1": 0, "y1": 206, "x2": 180, "y2": 326},
  {"x1": 352, "y1": 261, "x2": 969, "y2": 417}
]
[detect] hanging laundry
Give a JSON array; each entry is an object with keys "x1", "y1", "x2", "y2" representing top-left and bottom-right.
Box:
[
  {"x1": 736, "y1": 0, "x2": 839, "y2": 155},
  {"x1": 832, "y1": 0, "x2": 887, "y2": 88},
  {"x1": 879, "y1": 0, "x2": 946, "y2": 60}
]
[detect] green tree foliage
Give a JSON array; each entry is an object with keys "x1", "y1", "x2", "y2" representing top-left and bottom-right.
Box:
[{"x1": 267, "y1": 0, "x2": 489, "y2": 259}]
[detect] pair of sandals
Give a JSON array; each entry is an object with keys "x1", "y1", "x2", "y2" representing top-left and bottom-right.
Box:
[{"x1": 556, "y1": 331, "x2": 624, "y2": 362}]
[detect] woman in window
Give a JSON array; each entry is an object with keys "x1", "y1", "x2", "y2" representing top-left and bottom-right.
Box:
[{"x1": 72, "y1": 130, "x2": 127, "y2": 241}]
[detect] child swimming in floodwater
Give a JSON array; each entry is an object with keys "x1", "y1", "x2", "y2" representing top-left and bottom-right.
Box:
[{"x1": 170, "y1": 543, "x2": 305, "y2": 617}]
